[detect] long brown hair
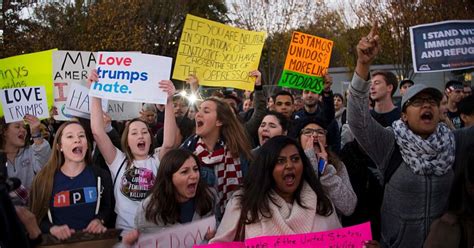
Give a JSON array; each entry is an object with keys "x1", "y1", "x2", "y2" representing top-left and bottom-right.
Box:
[
  {"x1": 29, "y1": 121, "x2": 92, "y2": 222},
  {"x1": 120, "y1": 118, "x2": 155, "y2": 169},
  {"x1": 204, "y1": 97, "x2": 252, "y2": 161},
  {"x1": 145, "y1": 149, "x2": 213, "y2": 225}
]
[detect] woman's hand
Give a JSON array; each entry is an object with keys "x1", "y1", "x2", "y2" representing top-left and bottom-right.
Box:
[
  {"x1": 50, "y1": 225, "x2": 75, "y2": 240},
  {"x1": 159, "y1": 80, "x2": 176, "y2": 101},
  {"x1": 302, "y1": 135, "x2": 315, "y2": 151},
  {"x1": 87, "y1": 69, "x2": 99, "y2": 88},
  {"x1": 249, "y1": 70, "x2": 262, "y2": 86},
  {"x1": 83, "y1": 218, "x2": 107, "y2": 234},
  {"x1": 204, "y1": 228, "x2": 216, "y2": 240},
  {"x1": 24, "y1": 114, "x2": 41, "y2": 137},
  {"x1": 316, "y1": 138, "x2": 328, "y2": 162},
  {"x1": 122, "y1": 229, "x2": 139, "y2": 246},
  {"x1": 185, "y1": 74, "x2": 199, "y2": 92}
]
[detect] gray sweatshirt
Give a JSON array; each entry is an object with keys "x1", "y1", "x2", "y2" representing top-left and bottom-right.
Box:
[
  {"x1": 6, "y1": 140, "x2": 51, "y2": 189},
  {"x1": 347, "y1": 73, "x2": 474, "y2": 248}
]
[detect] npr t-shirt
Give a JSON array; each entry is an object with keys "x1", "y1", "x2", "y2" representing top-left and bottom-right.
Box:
[
  {"x1": 109, "y1": 148, "x2": 159, "y2": 232},
  {"x1": 51, "y1": 166, "x2": 97, "y2": 229}
]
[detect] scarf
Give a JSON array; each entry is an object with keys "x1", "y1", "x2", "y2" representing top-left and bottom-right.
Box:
[
  {"x1": 392, "y1": 120, "x2": 455, "y2": 176},
  {"x1": 195, "y1": 137, "x2": 242, "y2": 213}
]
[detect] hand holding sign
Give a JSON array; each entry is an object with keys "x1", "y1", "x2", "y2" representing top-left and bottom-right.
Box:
[
  {"x1": 23, "y1": 114, "x2": 41, "y2": 136},
  {"x1": 249, "y1": 70, "x2": 262, "y2": 87},
  {"x1": 323, "y1": 72, "x2": 333, "y2": 92}
]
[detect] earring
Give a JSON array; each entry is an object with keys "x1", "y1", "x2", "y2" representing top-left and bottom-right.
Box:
[{"x1": 60, "y1": 148, "x2": 63, "y2": 152}]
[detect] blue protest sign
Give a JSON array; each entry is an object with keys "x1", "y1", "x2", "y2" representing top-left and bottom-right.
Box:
[{"x1": 410, "y1": 20, "x2": 474, "y2": 73}]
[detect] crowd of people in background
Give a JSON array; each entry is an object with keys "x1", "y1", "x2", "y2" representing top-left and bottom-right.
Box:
[{"x1": 1, "y1": 25, "x2": 474, "y2": 248}]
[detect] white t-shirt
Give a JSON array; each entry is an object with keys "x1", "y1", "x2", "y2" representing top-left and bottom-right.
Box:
[{"x1": 108, "y1": 147, "x2": 160, "y2": 232}]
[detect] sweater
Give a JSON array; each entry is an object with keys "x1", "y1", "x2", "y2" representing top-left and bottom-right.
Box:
[
  {"x1": 304, "y1": 149, "x2": 357, "y2": 216},
  {"x1": 210, "y1": 182, "x2": 341, "y2": 243},
  {"x1": 347, "y1": 73, "x2": 474, "y2": 248}
]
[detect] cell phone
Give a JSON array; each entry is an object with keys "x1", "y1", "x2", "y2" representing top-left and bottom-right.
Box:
[{"x1": 318, "y1": 159, "x2": 326, "y2": 175}]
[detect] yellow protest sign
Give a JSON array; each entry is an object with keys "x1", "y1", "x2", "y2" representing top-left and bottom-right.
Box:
[
  {"x1": 173, "y1": 14, "x2": 266, "y2": 91},
  {"x1": 0, "y1": 49, "x2": 56, "y2": 118},
  {"x1": 278, "y1": 32, "x2": 333, "y2": 93}
]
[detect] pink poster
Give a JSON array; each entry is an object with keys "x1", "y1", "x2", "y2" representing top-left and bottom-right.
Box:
[{"x1": 196, "y1": 222, "x2": 372, "y2": 248}]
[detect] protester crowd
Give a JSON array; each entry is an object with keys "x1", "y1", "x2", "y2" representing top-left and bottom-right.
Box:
[{"x1": 1, "y1": 24, "x2": 474, "y2": 248}]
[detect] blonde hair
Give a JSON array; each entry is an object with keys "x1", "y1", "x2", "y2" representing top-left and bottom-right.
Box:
[{"x1": 30, "y1": 121, "x2": 92, "y2": 222}]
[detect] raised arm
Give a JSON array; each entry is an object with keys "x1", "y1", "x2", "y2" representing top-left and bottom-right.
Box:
[
  {"x1": 158, "y1": 80, "x2": 177, "y2": 160},
  {"x1": 244, "y1": 70, "x2": 266, "y2": 135},
  {"x1": 89, "y1": 70, "x2": 117, "y2": 165},
  {"x1": 24, "y1": 114, "x2": 51, "y2": 172},
  {"x1": 347, "y1": 22, "x2": 395, "y2": 170}
]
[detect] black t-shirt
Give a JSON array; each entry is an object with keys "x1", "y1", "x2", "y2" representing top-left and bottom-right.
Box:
[
  {"x1": 51, "y1": 166, "x2": 97, "y2": 230},
  {"x1": 370, "y1": 107, "x2": 401, "y2": 127},
  {"x1": 179, "y1": 198, "x2": 195, "y2": 224}
]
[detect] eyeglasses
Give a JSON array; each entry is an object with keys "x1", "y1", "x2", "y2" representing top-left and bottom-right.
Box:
[
  {"x1": 407, "y1": 97, "x2": 438, "y2": 107},
  {"x1": 301, "y1": 128, "x2": 327, "y2": 136}
]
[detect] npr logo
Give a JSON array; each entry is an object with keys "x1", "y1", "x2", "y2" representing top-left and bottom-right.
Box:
[{"x1": 53, "y1": 187, "x2": 97, "y2": 207}]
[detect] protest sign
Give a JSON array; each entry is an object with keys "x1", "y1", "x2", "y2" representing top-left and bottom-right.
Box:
[
  {"x1": 65, "y1": 83, "x2": 139, "y2": 120},
  {"x1": 134, "y1": 215, "x2": 216, "y2": 248},
  {"x1": 106, "y1": 101, "x2": 141, "y2": 121},
  {"x1": 410, "y1": 20, "x2": 474, "y2": 73},
  {"x1": 278, "y1": 32, "x2": 333, "y2": 94},
  {"x1": 195, "y1": 222, "x2": 372, "y2": 248},
  {"x1": 173, "y1": 14, "x2": 266, "y2": 91},
  {"x1": 0, "y1": 86, "x2": 49, "y2": 123},
  {"x1": 53, "y1": 50, "x2": 143, "y2": 120},
  {"x1": 65, "y1": 83, "x2": 108, "y2": 115},
  {"x1": 89, "y1": 52, "x2": 171, "y2": 104},
  {"x1": 0, "y1": 49, "x2": 56, "y2": 118},
  {"x1": 53, "y1": 50, "x2": 97, "y2": 120}
]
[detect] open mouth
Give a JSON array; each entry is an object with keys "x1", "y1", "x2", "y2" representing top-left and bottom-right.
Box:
[
  {"x1": 283, "y1": 172, "x2": 296, "y2": 186},
  {"x1": 421, "y1": 112, "x2": 433, "y2": 121},
  {"x1": 72, "y1": 147, "x2": 83, "y2": 155},
  {"x1": 261, "y1": 135, "x2": 270, "y2": 143},
  {"x1": 137, "y1": 141, "x2": 146, "y2": 149},
  {"x1": 187, "y1": 183, "x2": 197, "y2": 193},
  {"x1": 18, "y1": 134, "x2": 25, "y2": 140},
  {"x1": 196, "y1": 120, "x2": 204, "y2": 128}
]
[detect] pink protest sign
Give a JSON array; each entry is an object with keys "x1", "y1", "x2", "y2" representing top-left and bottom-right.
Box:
[
  {"x1": 245, "y1": 222, "x2": 372, "y2": 248},
  {"x1": 194, "y1": 242, "x2": 245, "y2": 248},
  {"x1": 197, "y1": 222, "x2": 372, "y2": 248}
]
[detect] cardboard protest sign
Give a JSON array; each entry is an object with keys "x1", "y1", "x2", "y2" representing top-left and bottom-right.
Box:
[
  {"x1": 173, "y1": 14, "x2": 266, "y2": 91},
  {"x1": 134, "y1": 215, "x2": 216, "y2": 248},
  {"x1": 106, "y1": 101, "x2": 141, "y2": 121},
  {"x1": 0, "y1": 86, "x2": 49, "y2": 123},
  {"x1": 410, "y1": 20, "x2": 474, "y2": 73},
  {"x1": 53, "y1": 50, "x2": 143, "y2": 121},
  {"x1": 196, "y1": 222, "x2": 372, "y2": 248},
  {"x1": 0, "y1": 49, "x2": 56, "y2": 117},
  {"x1": 89, "y1": 52, "x2": 171, "y2": 104},
  {"x1": 53, "y1": 50, "x2": 97, "y2": 120},
  {"x1": 278, "y1": 32, "x2": 333, "y2": 93},
  {"x1": 65, "y1": 83, "x2": 108, "y2": 115}
]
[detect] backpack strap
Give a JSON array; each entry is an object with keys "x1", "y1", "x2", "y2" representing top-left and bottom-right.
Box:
[
  {"x1": 384, "y1": 142, "x2": 403, "y2": 185},
  {"x1": 113, "y1": 158, "x2": 127, "y2": 188}
]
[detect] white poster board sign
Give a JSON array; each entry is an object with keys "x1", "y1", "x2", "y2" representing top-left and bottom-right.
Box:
[
  {"x1": 133, "y1": 215, "x2": 216, "y2": 248},
  {"x1": 53, "y1": 51, "x2": 96, "y2": 120},
  {"x1": 0, "y1": 86, "x2": 49, "y2": 123},
  {"x1": 89, "y1": 52, "x2": 172, "y2": 104}
]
